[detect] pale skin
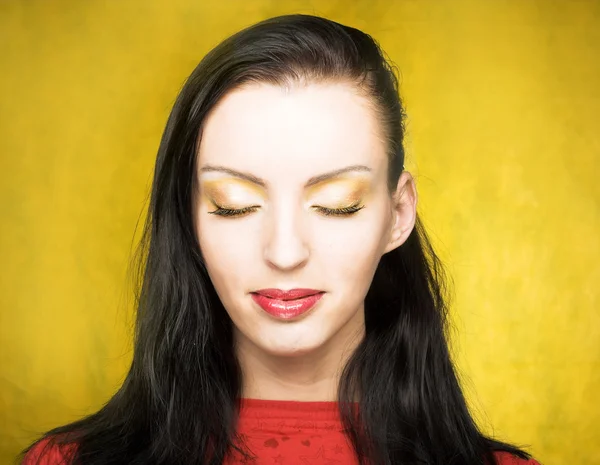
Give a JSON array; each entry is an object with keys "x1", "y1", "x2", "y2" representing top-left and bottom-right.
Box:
[{"x1": 193, "y1": 81, "x2": 417, "y2": 401}]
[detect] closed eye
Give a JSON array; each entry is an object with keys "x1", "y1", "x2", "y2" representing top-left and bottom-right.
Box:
[
  {"x1": 208, "y1": 204, "x2": 260, "y2": 217},
  {"x1": 312, "y1": 203, "x2": 365, "y2": 217},
  {"x1": 208, "y1": 203, "x2": 365, "y2": 218}
]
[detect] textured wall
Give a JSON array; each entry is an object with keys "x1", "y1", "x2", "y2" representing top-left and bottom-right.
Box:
[{"x1": 1, "y1": 1, "x2": 598, "y2": 464}]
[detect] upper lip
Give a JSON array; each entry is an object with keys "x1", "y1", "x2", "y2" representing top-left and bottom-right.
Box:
[{"x1": 252, "y1": 288, "x2": 324, "y2": 300}]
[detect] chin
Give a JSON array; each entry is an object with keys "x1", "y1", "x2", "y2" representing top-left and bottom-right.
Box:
[{"x1": 261, "y1": 337, "x2": 326, "y2": 358}]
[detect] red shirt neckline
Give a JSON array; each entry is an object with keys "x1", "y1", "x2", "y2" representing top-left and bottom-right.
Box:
[{"x1": 237, "y1": 397, "x2": 357, "y2": 422}]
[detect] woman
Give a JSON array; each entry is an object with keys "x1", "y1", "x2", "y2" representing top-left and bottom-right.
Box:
[{"x1": 22, "y1": 14, "x2": 540, "y2": 465}]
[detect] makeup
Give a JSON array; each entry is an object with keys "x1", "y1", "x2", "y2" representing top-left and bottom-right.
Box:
[
  {"x1": 201, "y1": 177, "x2": 265, "y2": 210},
  {"x1": 251, "y1": 289, "x2": 325, "y2": 320},
  {"x1": 199, "y1": 172, "x2": 372, "y2": 217},
  {"x1": 304, "y1": 176, "x2": 371, "y2": 212},
  {"x1": 202, "y1": 177, "x2": 265, "y2": 199}
]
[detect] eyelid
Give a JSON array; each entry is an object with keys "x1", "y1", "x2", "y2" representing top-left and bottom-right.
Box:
[
  {"x1": 208, "y1": 203, "x2": 261, "y2": 217},
  {"x1": 312, "y1": 201, "x2": 365, "y2": 217},
  {"x1": 202, "y1": 181, "x2": 266, "y2": 207},
  {"x1": 210, "y1": 197, "x2": 261, "y2": 209},
  {"x1": 209, "y1": 199, "x2": 259, "y2": 209}
]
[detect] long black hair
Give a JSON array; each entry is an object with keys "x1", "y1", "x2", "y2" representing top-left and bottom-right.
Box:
[{"x1": 22, "y1": 14, "x2": 533, "y2": 465}]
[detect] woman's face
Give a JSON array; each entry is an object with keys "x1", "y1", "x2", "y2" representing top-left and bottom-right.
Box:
[{"x1": 194, "y1": 82, "x2": 415, "y2": 358}]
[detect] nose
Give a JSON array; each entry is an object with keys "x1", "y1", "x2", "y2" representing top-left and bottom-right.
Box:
[{"x1": 263, "y1": 202, "x2": 310, "y2": 271}]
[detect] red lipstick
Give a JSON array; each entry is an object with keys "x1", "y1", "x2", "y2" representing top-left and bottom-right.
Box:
[{"x1": 251, "y1": 288, "x2": 324, "y2": 320}]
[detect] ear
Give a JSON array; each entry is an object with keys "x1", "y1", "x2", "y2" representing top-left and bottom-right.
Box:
[{"x1": 383, "y1": 171, "x2": 418, "y2": 254}]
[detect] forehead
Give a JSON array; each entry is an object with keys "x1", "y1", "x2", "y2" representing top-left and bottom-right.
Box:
[{"x1": 197, "y1": 82, "x2": 387, "y2": 183}]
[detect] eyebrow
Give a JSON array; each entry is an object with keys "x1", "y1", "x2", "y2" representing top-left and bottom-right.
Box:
[{"x1": 199, "y1": 164, "x2": 372, "y2": 188}]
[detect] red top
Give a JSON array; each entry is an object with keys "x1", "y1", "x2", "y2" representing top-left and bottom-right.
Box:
[{"x1": 23, "y1": 398, "x2": 540, "y2": 465}]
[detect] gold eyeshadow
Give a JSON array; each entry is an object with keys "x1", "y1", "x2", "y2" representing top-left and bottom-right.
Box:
[
  {"x1": 200, "y1": 174, "x2": 372, "y2": 210},
  {"x1": 201, "y1": 178, "x2": 266, "y2": 208},
  {"x1": 304, "y1": 176, "x2": 371, "y2": 208}
]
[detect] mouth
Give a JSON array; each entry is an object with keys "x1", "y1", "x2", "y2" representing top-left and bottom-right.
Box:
[
  {"x1": 252, "y1": 288, "x2": 323, "y2": 300},
  {"x1": 250, "y1": 288, "x2": 325, "y2": 320}
]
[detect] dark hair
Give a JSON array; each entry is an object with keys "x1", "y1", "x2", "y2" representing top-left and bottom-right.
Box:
[{"x1": 22, "y1": 13, "x2": 533, "y2": 465}]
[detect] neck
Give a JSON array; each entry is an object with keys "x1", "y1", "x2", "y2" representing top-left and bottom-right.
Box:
[{"x1": 235, "y1": 308, "x2": 365, "y2": 402}]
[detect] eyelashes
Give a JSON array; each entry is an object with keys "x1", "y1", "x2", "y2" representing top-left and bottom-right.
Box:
[
  {"x1": 312, "y1": 203, "x2": 365, "y2": 216},
  {"x1": 208, "y1": 205, "x2": 261, "y2": 217},
  {"x1": 208, "y1": 202, "x2": 364, "y2": 218}
]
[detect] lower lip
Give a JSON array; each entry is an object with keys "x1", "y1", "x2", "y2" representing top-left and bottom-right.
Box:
[{"x1": 251, "y1": 292, "x2": 324, "y2": 320}]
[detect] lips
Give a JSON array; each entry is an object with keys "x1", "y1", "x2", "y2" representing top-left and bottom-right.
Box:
[
  {"x1": 253, "y1": 288, "x2": 323, "y2": 300},
  {"x1": 251, "y1": 288, "x2": 325, "y2": 320}
]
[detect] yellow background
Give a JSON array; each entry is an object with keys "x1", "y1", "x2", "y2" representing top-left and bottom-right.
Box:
[{"x1": 1, "y1": 1, "x2": 598, "y2": 464}]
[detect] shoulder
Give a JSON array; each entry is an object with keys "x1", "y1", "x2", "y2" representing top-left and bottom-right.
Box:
[
  {"x1": 494, "y1": 451, "x2": 541, "y2": 465},
  {"x1": 22, "y1": 437, "x2": 76, "y2": 465}
]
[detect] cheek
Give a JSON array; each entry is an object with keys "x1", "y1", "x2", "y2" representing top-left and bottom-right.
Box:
[
  {"x1": 196, "y1": 219, "x2": 257, "y2": 302},
  {"x1": 312, "y1": 207, "x2": 390, "y2": 294},
  {"x1": 318, "y1": 207, "x2": 389, "y2": 261}
]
